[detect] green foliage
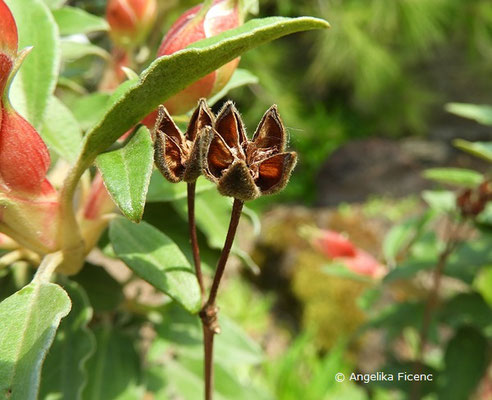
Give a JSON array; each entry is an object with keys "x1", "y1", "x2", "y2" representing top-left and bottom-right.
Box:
[
  {"x1": 82, "y1": 327, "x2": 142, "y2": 400},
  {"x1": 40, "y1": 280, "x2": 95, "y2": 400},
  {"x1": 41, "y1": 96, "x2": 83, "y2": 162},
  {"x1": 97, "y1": 126, "x2": 153, "y2": 222},
  {"x1": 0, "y1": 280, "x2": 71, "y2": 399},
  {"x1": 438, "y1": 327, "x2": 489, "y2": 400},
  {"x1": 109, "y1": 217, "x2": 202, "y2": 313},
  {"x1": 53, "y1": 6, "x2": 108, "y2": 36},
  {"x1": 7, "y1": 0, "x2": 60, "y2": 129}
]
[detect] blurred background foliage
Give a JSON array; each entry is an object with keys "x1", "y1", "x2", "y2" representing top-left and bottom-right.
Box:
[{"x1": 16, "y1": 0, "x2": 490, "y2": 399}]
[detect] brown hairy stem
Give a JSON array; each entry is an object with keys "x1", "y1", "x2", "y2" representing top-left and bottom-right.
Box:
[
  {"x1": 187, "y1": 182, "x2": 205, "y2": 298},
  {"x1": 200, "y1": 198, "x2": 244, "y2": 400}
]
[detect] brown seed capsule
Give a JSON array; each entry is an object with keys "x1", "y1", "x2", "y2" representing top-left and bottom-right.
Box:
[
  {"x1": 154, "y1": 99, "x2": 214, "y2": 183},
  {"x1": 204, "y1": 102, "x2": 297, "y2": 201}
]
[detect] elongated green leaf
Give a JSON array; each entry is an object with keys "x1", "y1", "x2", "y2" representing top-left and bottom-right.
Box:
[
  {"x1": 53, "y1": 6, "x2": 109, "y2": 36},
  {"x1": 7, "y1": 0, "x2": 60, "y2": 128},
  {"x1": 41, "y1": 96, "x2": 83, "y2": 162},
  {"x1": 78, "y1": 16, "x2": 329, "y2": 168},
  {"x1": 109, "y1": 217, "x2": 201, "y2": 313},
  {"x1": 71, "y1": 93, "x2": 111, "y2": 132},
  {"x1": 97, "y1": 127, "x2": 153, "y2": 222},
  {"x1": 0, "y1": 282, "x2": 71, "y2": 400},
  {"x1": 453, "y1": 139, "x2": 492, "y2": 163},
  {"x1": 61, "y1": 41, "x2": 109, "y2": 63},
  {"x1": 42, "y1": 0, "x2": 66, "y2": 10},
  {"x1": 438, "y1": 327, "x2": 488, "y2": 400},
  {"x1": 208, "y1": 68, "x2": 259, "y2": 105},
  {"x1": 423, "y1": 168, "x2": 484, "y2": 188},
  {"x1": 82, "y1": 327, "x2": 142, "y2": 400},
  {"x1": 147, "y1": 173, "x2": 215, "y2": 202},
  {"x1": 446, "y1": 103, "x2": 492, "y2": 125},
  {"x1": 422, "y1": 190, "x2": 457, "y2": 214},
  {"x1": 40, "y1": 280, "x2": 95, "y2": 400}
]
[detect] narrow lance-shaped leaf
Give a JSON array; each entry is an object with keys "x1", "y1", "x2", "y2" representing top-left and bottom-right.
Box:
[
  {"x1": 7, "y1": 0, "x2": 60, "y2": 128},
  {"x1": 0, "y1": 282, "x2": 71, "y2": 399},
  {"x1": 41, "y1": 96, "x2": 83, "y2": 162},
  {"x1": 53, "y1": 6, "x2": 109, "y2": 36},
  {"x1": 82, "y1": 327, "x2": 141, "y2": 400},
  {"x1": 77, "y1": 16, "x2": 330, "y2": 171},
  {"x1": 97, "y1": 126, "x2": 153, "y2": 223},
  {"x1": 109, "y1": 217, "x2": 202, "y2": 313},
  {"x1": 40, "y1": 279, "x2": 96, "y2": 400}
]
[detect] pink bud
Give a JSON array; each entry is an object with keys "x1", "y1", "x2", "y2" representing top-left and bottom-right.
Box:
[
  {"x1": 312, "y1": 229, "x2": 357, "y2": 258},
  {"x1": 341, "y1": 249, "x2": 387, "y2": 279},
  {"x1": 106, "y1": 0, "x2": 157, "y2": 49},
  {"x1": 158, "y1": 0, "x2": 241, "y2": 115}
]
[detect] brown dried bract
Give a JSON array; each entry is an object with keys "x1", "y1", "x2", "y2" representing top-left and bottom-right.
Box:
[
  {"x1": 154, "y1": 98, "x2": 214, "y2": 183},
  {"x1": 204, "y1": 101, "x2": 297, "y2": 201}
]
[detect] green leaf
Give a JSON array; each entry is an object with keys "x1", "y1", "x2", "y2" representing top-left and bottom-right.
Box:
[
  {"x1": 453, "y1": 139, "x2": 492, "y2": 163},
  {"x1": 422, "y1": 190, "x2": 457, "y2": 214},
  {"x1": 439, "y1": 292, "x2": 492, "y2": 330},
  {"x1": 208, "y1": 68, "x2": 259, "y2": 105},
  {"x1": 72, "y1": 263, "x2": 124, "y2": 313},
  {"x1": 71, "y1": 93, "x2": 111, "y2": 132},
  {"x1": 82, "y1": 327, "x2": 142, "y2": 400},
  {"x1": 438, "y1": 327, "x2": 488, "y2": 400},
  {"x1": 150, "y1": 304, "x2": 263, "y2": 369},
  {"x1": 97, "y1": 126, "x2": 153, "y2": 222},
  {"x1": 61, "y1": 41, "x2": 109, "y2": 63},
  {"x1": 445, "y1": 237, "x2": 492, "y2": 283},
  {"x1": 446, "y1": 103, "x2": 492, "y2": 125},
  {"x1": 53, "y1": 6, "x2": 109, "y2": 36},
  {"x1": 109, "y1": 217, "x2": 201, "y2": 313},
  {"x1": 77, "y1": 16, "x2": 329, "y2": 169},
  {"x1": 147, "y1": 173, "x2": 215, "y2": 202},
  {"x1": 0, "y1": 281, "x2": 71, "y2": 399},
  {"x1": 42, "y1": 0, "x2": 66, "y2": 9},
  {"x1": 41, "y1": 96, "x2": 83, "y2": 162},
  {"x1": 322, "y1": 263, "x2": 373, "y2": 283},
  {"x1": 40, "y1": 280, "x2": 96, "y2": 400},
  {"x1": 7, "y1": 0, "x2": 60, "y2": 128},
  {"x1": 423, "y1": 167, "x2": 484, "y2": 188},
  {"x1": 474, "y1": 267, "x2": 492, "y2": 307}
]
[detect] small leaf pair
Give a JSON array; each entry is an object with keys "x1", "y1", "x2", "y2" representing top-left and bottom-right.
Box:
[{"x1": 153, "y1": 99, "x2": 297, "y2": 201}]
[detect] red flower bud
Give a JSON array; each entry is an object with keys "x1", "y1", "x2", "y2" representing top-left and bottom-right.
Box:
[
  {"x1": 106, "y1": 0, "x2": 157, "y2": 49},
  {"x1": 158, "y1": 0, "x2": 242, "y2": 115},
  {"x1": 303, "y1": 227, "x2": 387, "y2": 280},
  {"x1": 0, "y1": 0, "x2": 18, "y2": 95},
  {"x1": 0, "y1": 0, "x2": 60, "y2": 253}
]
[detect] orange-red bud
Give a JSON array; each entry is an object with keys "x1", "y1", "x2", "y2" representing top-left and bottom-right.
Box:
[
  {"x1": 0, "y1": 0, "x2": 60, "y2": 253},
  {"x1": 158, "y1": 0, "x2": 242, "y2": 115},
  {"x1": 106, "y1": 0, "x2": 157, "y2": 49}
]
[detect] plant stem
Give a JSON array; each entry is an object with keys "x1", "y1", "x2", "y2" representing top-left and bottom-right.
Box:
[
  {"x1": 207, "y1": 198, "x2": 244, "y2": 306},
  {"x1": 188, "y1": 182, "x2": 205, "y2": 299},
  {"x1": 200, "y1": 198, "x2": 244, "y2": 400},
  {"x1": 411, "y1": 221, "x2": 463, "y2": 400},
  {"x1": 33, "y1": 252, "x2": 63, "y2": 284}
]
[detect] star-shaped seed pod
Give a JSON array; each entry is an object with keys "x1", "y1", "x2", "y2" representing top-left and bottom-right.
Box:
[
  {"x1": 154, "y1": 98, "x2": 214, "y2": 183},
  {"x1": 204, "y1": 102, "x2": 297, "y2": 201}
]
